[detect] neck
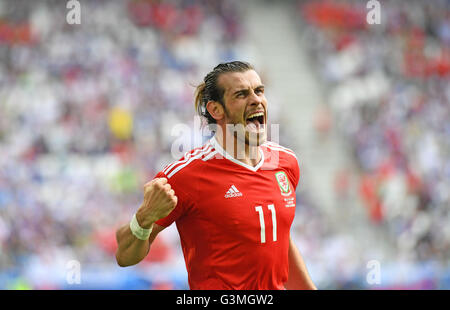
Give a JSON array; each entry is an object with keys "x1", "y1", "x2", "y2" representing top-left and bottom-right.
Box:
[{"x1": 213, "y1": 127, "x2": 261, "y2": 167}]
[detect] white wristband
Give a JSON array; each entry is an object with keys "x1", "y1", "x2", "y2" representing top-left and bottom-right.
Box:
[{"x1": 129, "y1": 213, "x2": 152, "y2": 240}]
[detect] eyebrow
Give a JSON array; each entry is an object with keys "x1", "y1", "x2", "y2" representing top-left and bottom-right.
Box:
[{"x1": 232, "y1": 85, "x2": 265, "y2": 96}]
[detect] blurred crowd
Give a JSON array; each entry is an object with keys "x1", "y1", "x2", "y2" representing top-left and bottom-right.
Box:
[
  {"x1": 1, "y1": 0, "x2": 449, "y2": 290},
  {"x1": 0, "y1": 0, "x2": 254, "y2": 289},
  {"x1": 298, "y1": 0, "x2": 450, "y2": 287}
]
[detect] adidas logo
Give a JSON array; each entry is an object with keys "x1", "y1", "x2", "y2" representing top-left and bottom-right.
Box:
[{"x1": 224, "y1": 185, "x2": 243, "y2": 198}]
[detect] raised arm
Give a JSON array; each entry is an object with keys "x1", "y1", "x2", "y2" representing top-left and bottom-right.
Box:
[{"x1": 115, "y1": 178, "x2": 177, "y2": 267}]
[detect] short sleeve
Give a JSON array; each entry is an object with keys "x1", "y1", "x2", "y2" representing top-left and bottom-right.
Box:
[{"x1": 287, "y1": 155, "x2": 300, "y2": 191}]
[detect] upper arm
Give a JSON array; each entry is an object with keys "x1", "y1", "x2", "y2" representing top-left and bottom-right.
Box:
[{"x1": 288, "y1": 234, "x2": 295, "y2": 253}]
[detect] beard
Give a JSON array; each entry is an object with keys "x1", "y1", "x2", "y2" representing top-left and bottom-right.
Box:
[
  {"x1": 217, "y1": 105, "x2": 267, "y2": 161},
  {"x1": 232, "y1": 124, "x2": 267, "y2": 147}
]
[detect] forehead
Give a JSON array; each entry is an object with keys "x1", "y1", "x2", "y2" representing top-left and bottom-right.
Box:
[{"x1": 217, "y1": 70, "x2": 263, "y2": 94}]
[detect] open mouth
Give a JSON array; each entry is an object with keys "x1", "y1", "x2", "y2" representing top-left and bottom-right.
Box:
[{"x1": 245, "y1": 111, "x2": 265, "y2": 133}]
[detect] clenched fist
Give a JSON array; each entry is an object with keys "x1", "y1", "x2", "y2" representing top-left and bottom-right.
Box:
[{"x1": 135, "y1": 178, "x2": 178, "y2": 228}]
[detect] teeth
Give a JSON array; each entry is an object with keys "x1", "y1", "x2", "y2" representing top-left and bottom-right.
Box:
[{"x1": 247, "y1": 112, "x2": 264, "y2": 119}]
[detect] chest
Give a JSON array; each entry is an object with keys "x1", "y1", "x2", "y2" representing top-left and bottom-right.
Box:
[{"x1": 194, "y1": 168, "x2": 296, "y2": 244}]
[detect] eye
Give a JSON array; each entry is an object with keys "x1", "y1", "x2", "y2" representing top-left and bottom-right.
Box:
[{"x1": 255, "y1": 88, "x2": 264, "y2": 94}]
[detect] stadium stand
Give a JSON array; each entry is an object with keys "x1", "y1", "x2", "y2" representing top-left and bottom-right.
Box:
[
  {"x1": 0, "y1": 0, "x2": 449, "y2": 289},
  {"x1": 297, "y1": 0, "x2": 450, "y2": 288}
]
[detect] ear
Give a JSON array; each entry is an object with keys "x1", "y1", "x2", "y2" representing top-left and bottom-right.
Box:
[{"x1": 206, "y1": 101, "x2": 225, "y2": 122}]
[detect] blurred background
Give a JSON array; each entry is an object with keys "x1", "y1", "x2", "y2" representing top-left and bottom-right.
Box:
[{"x1": 0, "y1": 0, "x2": 449, "y2": 289}]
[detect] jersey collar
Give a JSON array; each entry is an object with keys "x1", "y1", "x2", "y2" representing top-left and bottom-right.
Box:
[{"x1": 210, "y1": 136, "x2": 265, "y2": 172}]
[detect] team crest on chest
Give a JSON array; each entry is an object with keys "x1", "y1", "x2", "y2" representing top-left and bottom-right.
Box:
[{"x1": 275, "y1": 171, "x2": 292, "y2": 196}]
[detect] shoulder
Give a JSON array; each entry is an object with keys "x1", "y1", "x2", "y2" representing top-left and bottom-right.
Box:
[
  {"x1": 160, "y1": 140, "x2": 216, "y2": 180},
  {"x1": 261, "y1": 141, "x2": 298, "y2": 162}
]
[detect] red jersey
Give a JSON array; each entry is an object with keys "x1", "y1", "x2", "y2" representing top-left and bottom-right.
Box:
[{"x1": 154, "y1": 136, "x2": 300, "y2": 290}]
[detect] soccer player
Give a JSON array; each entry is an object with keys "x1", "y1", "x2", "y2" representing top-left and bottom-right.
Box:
[{"x1": 115, "y1": 61, "x2": 317, "y2": 290}]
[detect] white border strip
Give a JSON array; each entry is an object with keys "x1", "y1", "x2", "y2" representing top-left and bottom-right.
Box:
[{"x1": 202, "y1": 150, "x2": 218, "y2": 161}]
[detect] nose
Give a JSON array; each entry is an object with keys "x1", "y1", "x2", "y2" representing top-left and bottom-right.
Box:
[{"x1": 249, "y1": 90, "x2": 263, "y2": 106}]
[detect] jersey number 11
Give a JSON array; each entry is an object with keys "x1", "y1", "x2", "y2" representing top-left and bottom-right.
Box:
[{"x1": 255, "y1": 204, "x2": 277, "y2": 243}]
